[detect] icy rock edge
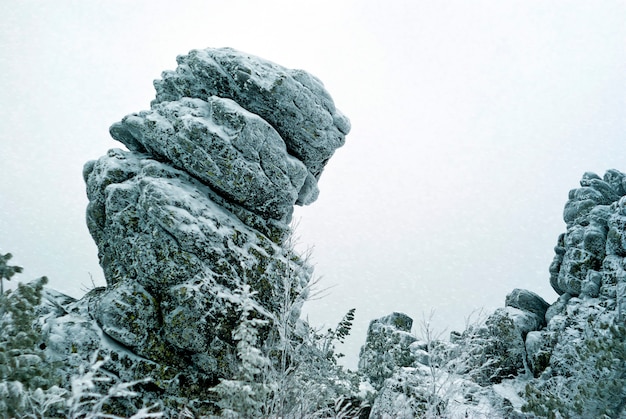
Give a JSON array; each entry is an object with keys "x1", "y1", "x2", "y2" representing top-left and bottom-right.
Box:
[
  {"x1": 37, "y1": 48, "x2": 350, "y2": 416},
  {"x1": 361, "y1": 170, "x2": 626, "y2": 418}
]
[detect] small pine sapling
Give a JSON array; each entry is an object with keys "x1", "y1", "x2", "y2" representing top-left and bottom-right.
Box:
[
  {"x1": 320, "y1": 308, "x2": 356, "y2": 361},
  {"x1": 0, "y1": 276, "x2": 57, "y2": 418}
]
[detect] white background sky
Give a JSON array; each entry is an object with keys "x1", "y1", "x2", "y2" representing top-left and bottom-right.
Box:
[{"x1": 1, "y1": 1, "x2": 625, "y2": 368}]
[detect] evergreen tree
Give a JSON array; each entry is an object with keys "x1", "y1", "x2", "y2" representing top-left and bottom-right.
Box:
[
  {"x1": 0, "y1": 276, "x2": 51, "y2": 388},
  {"x1": 0, "y1": 253, "x2": 23, "y2": 296},
  {"x1": 0, "y1": 272, "x2": 56, "y2": 417}
]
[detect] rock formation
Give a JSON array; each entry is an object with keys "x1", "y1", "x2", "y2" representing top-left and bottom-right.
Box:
[
  {"x1": 361, "y1": 170, "x2": 626, "y2": 418},
  {"x1": 522, "y1": 170, "x2": 626, "y2": 417},
  {"x1": 18, "y1": 45, "x2": 626, "y2": 418},
  {"x1": 358, "y1": 312, "x2": 417, "y2": 391},
  {"x1": 38, "y1": 47, "x2": 350, "y2": 416}
]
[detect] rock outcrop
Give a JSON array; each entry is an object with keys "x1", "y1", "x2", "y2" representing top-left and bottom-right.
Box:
[
  {"x1": 109, "y1": 97, "x2": 311, "y2": 221},
  {"x1": 521, "y1": 170, "x2": 626, "y2": 417},
  {"x1": 358, "y1": 312, "x2": 417, "y2": 390},
  {"x1": 39, "y1": 47, "x2": 349, "y2": 416},
  {"x1": 362, "y1": 170, "x2": 626, "y2": 418}
]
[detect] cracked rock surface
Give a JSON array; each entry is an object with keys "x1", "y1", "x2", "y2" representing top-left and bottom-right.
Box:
[{"x1": 110, "y1": 96, "x2": 311, "y2": 220}]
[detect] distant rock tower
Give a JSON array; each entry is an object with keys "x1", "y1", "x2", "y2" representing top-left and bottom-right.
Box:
[{"x1": 360, "y1": 170, "x2": 626, "y2": 418}]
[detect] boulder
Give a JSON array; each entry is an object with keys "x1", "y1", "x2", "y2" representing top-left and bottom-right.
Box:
[
  {"x1": 505, "y1": 288, "x2": 550, "y2": 325},
  {"x1": 110, "y1": 96, "x2": 311, "y2": 220},
  {"x1": 83, "y1": 148, "x2": 311, "y2": 374},
  {"x1": 358, "y1": 312, "x2": 417, "y2": 390},
  {"x1": 93, "y1": 281, "x2": 160, "y2": 357},
  {"x1": 152, "y1": 47, "x2": 350, "y2": 180}
]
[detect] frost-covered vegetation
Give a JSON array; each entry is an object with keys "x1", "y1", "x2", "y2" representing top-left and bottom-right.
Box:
[
  {"x1": 4, "y1": 222, "x2": 626, "y2": 418},
  {"x1": 0, "y1": 255, "x2": 160, "y2": 418},
  {"x1": 0, "y1": 252, "x2": 367, "y2": 418}
]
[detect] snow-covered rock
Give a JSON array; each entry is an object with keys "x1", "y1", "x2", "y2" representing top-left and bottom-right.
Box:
[
  {"x1": 552, "y1": 176, "x2": 615, "y2": 296},
  {"x1": 368, "y1": 362, "x2": 526, "y2": 418},
  {"x1": 152, "y1": 47, "x2": 350, "y2": 181},
  {"x1": 364, "y1": 171, "x2": 626, "y2": 417},
  {"x1": 524, "y1": 330, "x2": 554, "y2": 377},
  {"x1": 358, "y1": 312, "x2": 417, "y2": 390},
  {"x1": 38, "y1": 47, "x2": 349, "y2": 417},
  {"x1": 93, "y1": 280, "x2": 159, "y2": 356},
  {"x1": 505, "y1": 288, "x2": 549, "y2": 326},
  {"x1": 110, "y1": 96, "x2": 310, "y2": 220}
]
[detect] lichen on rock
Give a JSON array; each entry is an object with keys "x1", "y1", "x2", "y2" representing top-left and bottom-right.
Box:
[{"x1": 110, "y1": 96, "x2": 310, "y2": 221}]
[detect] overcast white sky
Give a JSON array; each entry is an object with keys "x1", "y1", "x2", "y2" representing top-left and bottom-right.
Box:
[{"x1": 1, "y1": 1, "x2": 625, "y2": 368}]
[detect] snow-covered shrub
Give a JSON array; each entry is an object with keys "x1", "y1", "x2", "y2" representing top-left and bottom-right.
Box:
[
  {"x1": 447, "y1": 308, "x2": 528, "y2": 386},
  {"x1": 262, "y1": 233, "x2": 364, "y2": 418},
  {"x1": 20, "y1": 386, "x2": 68, "y2": 419},
  {"x1": 0, "y1": 274, "x2": 58, "y2": 418},
  {"x1": 265, "y1": 309, "x2": 363, "y2": 418},
  {"x1": 416, "y1": 312, "x2": 455, "y2": 415},
  {"x1": 65, "y1": 351, "x2": 163, "y2": 419},
  {"x1": 1, "y1": 346, "x2": 165, "y2": 419},
  {"x1": 212, "y1": 283, "x2": 274, "y2": 418},
  {"x1": 0, "y1": 255, "x2": 163, "y2": 419},
  {"x1": 212, "y1": 264, "x2": 364, "y2": 418},
  {"x1": 369, "y1": 311, "x2": 514, "y2": 418}
]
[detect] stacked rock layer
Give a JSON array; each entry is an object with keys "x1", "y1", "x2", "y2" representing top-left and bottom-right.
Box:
[{"x1": 41, "y1": 47, "x2": 349, "y2": 415}]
